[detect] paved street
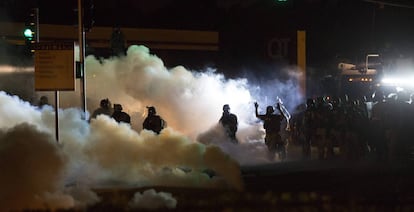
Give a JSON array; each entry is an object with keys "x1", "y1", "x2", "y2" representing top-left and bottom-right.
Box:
[{"x1": 88, "y1": 159, "x2": 414, "y2": 211}]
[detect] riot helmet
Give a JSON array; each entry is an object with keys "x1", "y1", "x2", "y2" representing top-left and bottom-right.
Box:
[
  {"x1": 147, "y1": 106, "x2": 156, "y2": 115},
  {"x1": 113, "y1": 104, "x2": 123, "y2": 111},
  {"x1": 223, "y1": 104, "x2": 230, "y2": 112},
  {"x1": 100, "y1": 98, "x2": 110, "y2": 109}
]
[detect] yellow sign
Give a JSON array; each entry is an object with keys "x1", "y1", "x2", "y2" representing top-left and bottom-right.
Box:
[{"x1": 34, "y1": 42, "x2": 75, "y2": 91}]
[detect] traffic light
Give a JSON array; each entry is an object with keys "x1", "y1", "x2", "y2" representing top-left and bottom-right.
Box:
[
  {"x1": 23, "y1": 8, "x2": 39, "y2": 53},
  {"x1": 274, "y1": 0, "x2": 292, "y2": 7}
]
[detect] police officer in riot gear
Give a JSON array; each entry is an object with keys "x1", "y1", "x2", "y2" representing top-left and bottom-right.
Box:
[
  {"x1": 219, "y1": 104, "x2": 238, "y2": 143},
  {"x1": 143, "y1": 106, "x2": 165, "y2": 134},
  {"x1": 111, "y1": 103, "x2": 131, "y2": 124},
  {"x1": 90, "y1": 98, "x2": 113, "y2": 121}
]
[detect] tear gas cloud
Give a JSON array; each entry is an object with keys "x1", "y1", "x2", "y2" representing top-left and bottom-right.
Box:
[
  {"x1": 0, "y1": 93, "x2": 242, "y2": 210},
  {"x1": 64, "y1": 45, "x2": 303, "y2": 139},
  {"x1": 0, "y1": 45, "x2": 304, "y2": 210}
]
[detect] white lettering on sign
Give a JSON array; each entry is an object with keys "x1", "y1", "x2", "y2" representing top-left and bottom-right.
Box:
[{"x1": 267, "y1": 38, "x2": 291, "y2": 59}]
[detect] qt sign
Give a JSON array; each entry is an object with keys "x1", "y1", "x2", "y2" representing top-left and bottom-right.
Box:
[{"x1": 267, "y1": 37, "x2": 291, "y2": 60}]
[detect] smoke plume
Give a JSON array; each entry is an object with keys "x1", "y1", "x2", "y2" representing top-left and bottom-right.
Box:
[{"x1": 0, "y1": 44, "x2": 304, "y2": 210}]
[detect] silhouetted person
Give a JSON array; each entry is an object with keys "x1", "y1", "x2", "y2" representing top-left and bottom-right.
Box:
[
  {"x1": 369, "y1": 92, "x2": 388, "y2": 162},
  {"x1": 90, "y1": 98, "x2": 113, "y2": 121},
  {"x1": 255, "y1": 102, "x2": 287, "y2": 161},
  {"x1": 302, "y1": 98, "x2": 316, "y2": 160},
  {"x1": 110, "y1": 26, "x2": 126, "y2": 56},
  {"x1": 219, "y1": 104, "x2": 238, "y2": 143},
  {"x1": 143, "y1": 106, "x2": 165, "y2": 134},
  {"x1": 38, "y1": 96, "x2": 50, "y2": 109},
  {"x1": 112, "y1": 104, "x2": 131, "y2": 124}
]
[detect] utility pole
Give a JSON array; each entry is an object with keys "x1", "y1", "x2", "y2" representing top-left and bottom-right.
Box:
[{"x1": 78, "y1": 0, "x2": 87, "y2": 119}]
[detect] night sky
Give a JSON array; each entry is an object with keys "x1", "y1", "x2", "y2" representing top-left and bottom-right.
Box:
[{"x1": 1, "y1": 0, "x2": 414, "y2": 74}]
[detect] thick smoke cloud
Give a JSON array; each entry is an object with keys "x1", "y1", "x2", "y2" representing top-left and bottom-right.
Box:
[
  {"x1": 0, "y1": 91, "x2": 243, "y2": 210},
  {"x1": 128, "y1": 189, "x2": 177, "y2": 210},
  {"x1": 0, "y1": 123, "x2": 71, "y2": 210},
  {"x1": 82, "y1": 45, "x2": 254, "y2": 139},
  {"x1": 75, "y1": 45, "x2": 301, "y2": 144},
  {"x1": 0, "y1": 45, "x2": 304, "y2": 210}
]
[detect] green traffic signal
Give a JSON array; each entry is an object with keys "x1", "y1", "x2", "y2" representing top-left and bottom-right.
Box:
[
  {"x1": 23, "y1": 28, "x2": 34, "y2": 40},
  {"x1": 24, "y1": 8, "x2": 38, "y2": 54},
  {"x1": 274, "y1": 0, "x2": 292, "y2": 7}
]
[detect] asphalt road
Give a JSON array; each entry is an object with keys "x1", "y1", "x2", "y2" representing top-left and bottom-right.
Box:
[{"x1": 88, "y1": 159, "x2": 414, "y2": 211}]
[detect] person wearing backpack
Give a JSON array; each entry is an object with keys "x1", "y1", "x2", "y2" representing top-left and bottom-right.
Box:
[{"x1": 143, "y1": 106, "x2": 165, "y2": 134}]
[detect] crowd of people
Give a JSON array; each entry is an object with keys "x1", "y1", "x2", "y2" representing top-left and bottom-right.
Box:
[
  {"x1": 89, "y1": 98, "x2": 166, "y2": 134},
  {"x1": 216, "y1": 90, "x2": 414, "y2": 163},
  {"x1": 59, "y1": 89, "x2": 414, "y2": 163},
  {"x1": 87, "y1": 98, "x2": 291, "y2": 162},
  {"x1": 290, "y1": 91, "x2": 414, "y2": 163}
]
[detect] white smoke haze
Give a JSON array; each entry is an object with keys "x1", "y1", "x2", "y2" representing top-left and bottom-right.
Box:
[
  {"x1": 0, "y1": 123, "x2": 72, "y2": 211},
  {"x1": 81, "y1": 45, "x2": 255, "y2": 139},
  {"x1": 0, "y1": 45, "x2": 304, "y2": 210},
  {"x1": 197, "y1": 123, "x2": 270, "y2": 165},
  {"x1": 128, "y1": 189, "x2": 177, "y2": 210},
  {"x1": 0, "y1": 92, "x2": 243, "y2": 210},
  {"x1": 65, "y1": 186, "x2": 101, "y2": 209}
]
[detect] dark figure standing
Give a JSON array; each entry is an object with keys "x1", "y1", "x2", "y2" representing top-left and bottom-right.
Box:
[
  {"x1": 90, "y1": 98, "x2": 113, "y2": 121},
  {"x1": 143, "y1": 106, "x2": 165, "y2": 134},
  {"x1": 302, "y1": 98, "x2": 317, "y2": 160},
  {"x1": 255, "y1": 102, "x2": 287, "y2": 161},
  {"x1": 38, "y1": 96, "x2": 50, "y2": 109},
  {"x1": 219, "y1": 104, "x2": 238, "y2": 143},
  {"x1": 110, "y1": 26, "x2": 126, "y2": 56},
  {"x1": 111, "y1": 104, "x2": 131, "y2": 124}
]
